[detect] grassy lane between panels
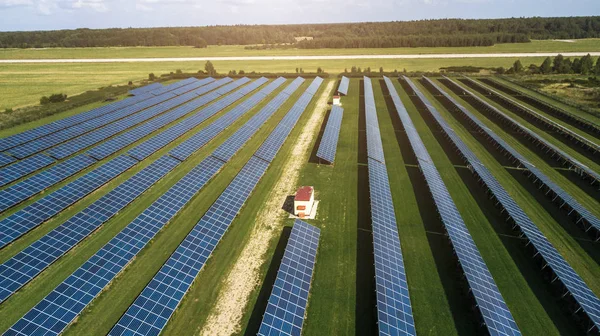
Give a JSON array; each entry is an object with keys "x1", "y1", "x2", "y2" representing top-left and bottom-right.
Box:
[
  {"x1": 491, "y1": 76, "x2": 600, "y2": 126},
  {"x1": 0, "y1": 79, "x2": 255, "y2": 258},
  {"x1": 410, "y1": 78, "x2": 600, "y2": 334},
  {"x1": 61, "y1": 79, "x2": 313, "y2": 336},
  {"x1": 394, "y1": 78, "x2": 571, "y2": 335},
  {"x1": 0, "y1": 78, "x2": 282, "y2": 333}
]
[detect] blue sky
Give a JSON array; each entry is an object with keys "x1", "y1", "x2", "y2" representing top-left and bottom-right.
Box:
[{"x1": 0, "y1": 0, "x2": 599, "y2": 31}]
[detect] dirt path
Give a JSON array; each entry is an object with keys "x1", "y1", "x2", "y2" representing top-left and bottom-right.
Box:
[{"x1": 199, "y1": 79, "x2": 335, "y2": 336}]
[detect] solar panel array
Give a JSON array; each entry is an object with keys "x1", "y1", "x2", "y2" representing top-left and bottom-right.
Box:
[
  {"x1": 129, "y1": 82, "x2": 163, "y2": 96},
  {"x1": 0, "y1": 154, "x2": 55, "y2": 187},
  {"x1": 0, "y1": 155, "x2": 137, "y2": 249},
  {"x1": 481, "y1": 78, "x2": 600, "y2": 137},
  {"x1": 413, "y1": 77, "x2": 600, "y2": 333},
  {"x1": 0, "y1": 155, "x2": 96, "y2": 212},
  {"x1": 316, "y1": 106, "x2": 343, "y2": 163},
  {"x1": 0, "y1": 153, "x2": 16, "y2": 168},
  {"x1": 0, "y1": 83, "x2": 170, "y2": 152},
  {"x1": 4, "y1": 77, "x2": 308, "y2": 336},
  {"x1": 462, "y1": 77, "x2": 600, "y2": 154},
  {"x1": 337, "y1": 76, "x2": 350, "y2": 95},
  {"x1": 108, "y1": 77, "x2": 322, "y2": 336},
  {"x1": 428, "y1": 77, "x2": 600, "y2": 240},
  {"x1": 258, "y1": 219, "x2": 320, "y2": 336},
  {"x1": 127, "y1": 77, "x2": 252, "y2": 161},
  {"x1": 458, "y1": 77, "x2": 600, "y2": 186},
  {"x1": 399, "y1": 76, "x2": 521, "y2": 336},
  {"x1": 0, "y1": 156, "x2": 180, "y2": 303},
  {"x1": 363, "y1": 77, "x2": 416, "y2": 336},
  {"x1": 146, "y1": 77, "x2": 200, "y2": 96}
]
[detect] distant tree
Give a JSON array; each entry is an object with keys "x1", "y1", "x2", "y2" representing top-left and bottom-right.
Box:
[
  {"x1": 351, "y1": 66, "x2": 357, "y2": 73},
  {"x1": 149, "y1": 73, "x2": 156, "y2": 81},
  {"x1": 496, "y1": 67, "x2": 506, "y2": 74},
  {"x1": 553, "y1": 54, "x2": 564, "y2": 73},
  {"x1": 205, "y1": 61, "x2": 217, "y2": 76},
  {"x1": 512, "y1": 60, "x2": 524, "y2": 73},
  {"x1": 40, "y1": 96, "x2": 50, "y2": 105},
  {"x1": 300, "y1": 68, "x2": 304, "y2": 73},
  {"x1": 5, "y1": 108, "x2": 13, "y2": 114},
  {"x1": 176, "y1": 69, "x2": 183, "y2": 74},
  {"x1": 379, "y1": 67, "x2": 384, "y2": 73},
  {"x1": 317, "y1": 67, "x2": 323, "y2": 73},
  {"x1": 128, "y1": 81, "x2": 133, "y2": 86},
  {"x1": 594, "y1": 58, "x2": 600, "y2": 75},
  {"x1": 393, "y1": 69, "x2": 399, "y2": 75},
  {"x1": 357, "y1": 67, "x2": 362, "y2": 73},
  {"x1": 528, "y1": 64, "x2": 539, "y2": 74},
  {"x1": 403, "y1": 68, "x2": 407, "y2": 73},
  {"x1": 239, "y1": 70, "x2": 245, "y2": 74},
  {"x1": 580, "y1": 54, "x2": 594, "y2": 74},
  {"x1": 344, "y1": 68, "x2": 348, "y2": 73},
  {"x1": 365, "y1": 67, "x2": 371, "y2": 73},
  {"x1": 559, "y1": 58, "x2": 573, "y2": 74},
  {"x1": 296, "y1": 68, "x2": 299, "y2": 74},
  {"x1": 540, "y1": 57, "x2": 552, "y2": 74},
  {"x1": 192, "y1": 37, "x2": 207, "y2": 48},
  {"x1": 49, "y1": 93, "x2": 67, "y2": 103},
  {"x1": 572, "y1": 58, "x2": 582, "y2": 73}
]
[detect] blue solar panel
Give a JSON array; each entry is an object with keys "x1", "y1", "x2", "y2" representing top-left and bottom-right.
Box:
[
  {"x1": 0, "y1": 154, "x2": 97, "y2": 212},
  {"x1": 254, "y1": 77, "x2": 323, "y2": 163},
  {"x1": 0, "y1": 90, "x2": 161, "y2": 152},
  {"x1": 0, "y1": 155, "x2": 137, "y2": 249},
  {"x1": 6, "y1": 91, "x2": 180, "y2": 159},
  {"x1": 316, "y1": 106, "x2": 343, "y2": 163},
  {"x1": 427, "y1": 77, "x2": 600, "y2": 239},
  {"x1": 0, "y1": 152, "x2": 16, "y2": 168},
  {"x1": 399, "y1": 76, "x2": 522, "y2": 336},
  {"x1": 258, "y1": 219, "x2": 320, "y2": 336},
  {"x1": 146, "y1": 78, "x2": 201, "y2": 96},
  {"x1": 337, "y1": 76, "x2": 350, "y2": 96},
  {"x1": 0, "y1": 154, "x2": 55, "y2": 187},
  {"x1": 0, "y1": 156, "x2": 179, "y2": 304},
  {"x1": 127, "y1": 78, "x2": 250, "y2": 161},
  {"x1": 364, "y1": 77, "x2": 416, "y2": 336},
  {"x1": 129, "y1": 82, "x2": 163, "y2": 96}
]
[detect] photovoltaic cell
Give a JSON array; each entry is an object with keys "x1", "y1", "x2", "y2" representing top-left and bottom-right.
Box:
[
  {"x1": 0, "y1": 155, "x2": 137, "y2": 249},
  {"x1": 398, "y1": 76, "x2": 523, "y2": 336},
  {"x1": 0, "y1": 156, "x2": 180, "y2": 303},
  {"x1": 0, "y1": 154, "x2": 55, "y2": 187},
  {"x1": 0, "y1": 154, "x2": 97, "y2": 212},
  {"x1": 316, "y1": 105, "x2": 343, "y2": 163},
  {"x1": 258, "y1": 219, "x2": 320, "y2": 336},
  {"x1": 129, "y1": 82, "x2": 163, "y2": 96},
  {"x1": 0, "y1": 153, "x2": 16, "y2": 168},
  {"x1": 363, "y1": 77, "x2": 415, "y2": 336},
  {"x1": 337, "y1": 76, "x2": 350, "y2": 96}
]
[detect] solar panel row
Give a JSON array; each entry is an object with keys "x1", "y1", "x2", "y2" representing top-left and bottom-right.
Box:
[
  {"x1": 0, "y1": 153, "x2": 16, "y2": 168},
  {"x1": 127, "y1": 78, "x2": 250, "y2": 161},
  {"x1": 0, "y1": 155, "x2": 138, "y2": 249},
  {"x1": 412, "y1": 77, "x2": 600, "y2": 333},
  {"x1": 363, "y1": 77, "x2": 416, "y2": 336},
  {"x1": 0, "y1": 154, "x2": 55, "y2": 187},
  {"x1": 0, "y1": 155, "x2": 96, "y2": 212},
  {"x1": 482, "y1": 78, "x2": 600, "y2": 136},
  {"x1": 0, "y1": 82, "x2": 171, "y2": 152},
  {"x1": 258, "y1": 219, "x2": 320, "y2": 336},
  {"x1": 316, "y1": 105, "x2": 343, "y2": 163},
  {"x1": 462, "y1": 77, "x2": 600, "y2": 154},
  {"x1": 4, "y1": 77, "x2": 308, "y2": 336},
  {"x1": 108, "y1": 77, "x2": 322, "y2": 336},
  {"x1": 129, "y1": 82, "x2": 163, "y2": 96},
  {"x1": 0, "y1": 156, "x2": 180, "y2": 303},
  {"x1": 337, "y1": 76, "x2": 350, "y2": 96},
  {"x1": 426, "y1": 77, "x2": 600, "y2": 240},
  {"x1": 399, "y1": 76, "x2": 521, "y2": 336},
  {"x1": 445, "y1": 78, "x2": 600, "y2": 187},
  {"x1": 146, "y1": 77, "x2": 200, "y2": 96}
]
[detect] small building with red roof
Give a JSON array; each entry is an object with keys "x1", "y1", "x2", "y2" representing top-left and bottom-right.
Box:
[{"x1": 294, "y1": 186, "x2": 315, "y2": 218}]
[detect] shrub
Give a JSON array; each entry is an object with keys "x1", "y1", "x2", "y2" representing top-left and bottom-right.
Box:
[
  {"x1": 149, "y1": 73, "x2": 156, "y2": 81},
  {"x1": 40, "y1": 96, "x2": 50, "y2": 105}
]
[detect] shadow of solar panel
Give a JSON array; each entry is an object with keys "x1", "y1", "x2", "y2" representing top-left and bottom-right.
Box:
[
  {"x1": 399, "y1": 76, "x2": 522, "y2": 336},
  {"x1": 0, "y1": 154, "x2": 55, "y2": 187},
  {"x1": 258, "y1": 219, "x2": 320, "y2": 336},
  {"x1": 0, "y1": 155, "x2": 137, "y2": 249},
  {"x1": 337, "y1": 76, "x2": 350, "y2": 96},
  {"x1": 0, "y1": 156, "x2": 179, "y2": 303},
  {"x1": 0, "y1": 155, "x2": 97, "y2": 212},
  {"x1": 316, "y1": 106, "x2": 343, "y2": 163}
]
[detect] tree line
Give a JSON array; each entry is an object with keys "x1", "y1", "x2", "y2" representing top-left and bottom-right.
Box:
[
  {"x1": 1, "y1": 16, "x2": 600, "y2": 49},
  {"x1": 510, "y1": 54, "x2": 600, "y2": 75}
]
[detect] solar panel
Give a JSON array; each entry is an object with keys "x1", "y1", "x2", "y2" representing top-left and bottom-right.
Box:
[
  {"x1": 0, "y1": 156, "x2": 179, "y2": 303},
  {"x1": 0, "y1": 87, "x2": 163, "y2": 152},
  {"x1": 337, "y1": 76, "x2": 350, "y2": 96},
  {"x1": 0, "y1": 155, "x2": 137, "y2": 249},
  {"x1": 129, "y1": 82, "x2": 163, "y2": 96},
  {"x1": 363, "y1": 77, "x2": 416, "y2": 336},
  {"x1": 398, "y1": 76, "x2": 522, "y2": 335},
  {"x1": 0, "y1": 154, "x2": 97, "y2": 212},
  {"x1": 0, "y1": 152, "x2": 16, "y2": 168},
  {"x1": 420, "y1": 76, "x2": 600, "y2": 333},
  {"x1": 316, "y1": 106, "x2": 343, "y2": 163},
  {"x1": 127, "y1": 78, "x2": 251, "y2": 161},
  {"x1": 0, "y1": 154, "x2": 55, "y2": 187},
  {"x1": 146, "y1": 78, "x2": 200, "y2": 96},
  {"x1": 5, "y1": 78, "x2": 308, "y2": 336},
  {"x1": 426, "y1": 77, "x2": 600, "y2": 240},
  {"x1": 258, "y1": 219, "x2": 320, "y2": 336}
]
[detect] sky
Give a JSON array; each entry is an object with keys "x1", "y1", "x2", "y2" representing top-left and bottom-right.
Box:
[{"x1": 0, "y1": 0, "x2": 599, "y2": 32}]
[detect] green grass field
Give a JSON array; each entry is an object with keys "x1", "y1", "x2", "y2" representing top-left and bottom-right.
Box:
[
  {"x1": 0, "y1": 75, "x2": 598, "y2": 335},
  {"x1": 1, "y1": 39, "x2": 600, "y2": 59}
]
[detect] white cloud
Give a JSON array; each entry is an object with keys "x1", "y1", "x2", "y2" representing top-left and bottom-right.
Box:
[{"x1": 0, "y1": 0, "x2": 33, "y2": 7}]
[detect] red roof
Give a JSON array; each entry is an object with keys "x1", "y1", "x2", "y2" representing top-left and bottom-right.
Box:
[{"x1": 295, "y1": 186, "x2": 313, "y2": 201}]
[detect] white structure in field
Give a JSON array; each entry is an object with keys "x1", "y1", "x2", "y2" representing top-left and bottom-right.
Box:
[
  {"x1": 333, "y1": 95, "x2": 341, "y2": 106},
  {"x1": 294, "y1": 186, "x2": 315, "y2": 218}
]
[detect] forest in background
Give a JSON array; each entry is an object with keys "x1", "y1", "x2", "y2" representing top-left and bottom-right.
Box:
[{"x1": 1, "y1": 16, "x2": 600, "y2": 49}]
